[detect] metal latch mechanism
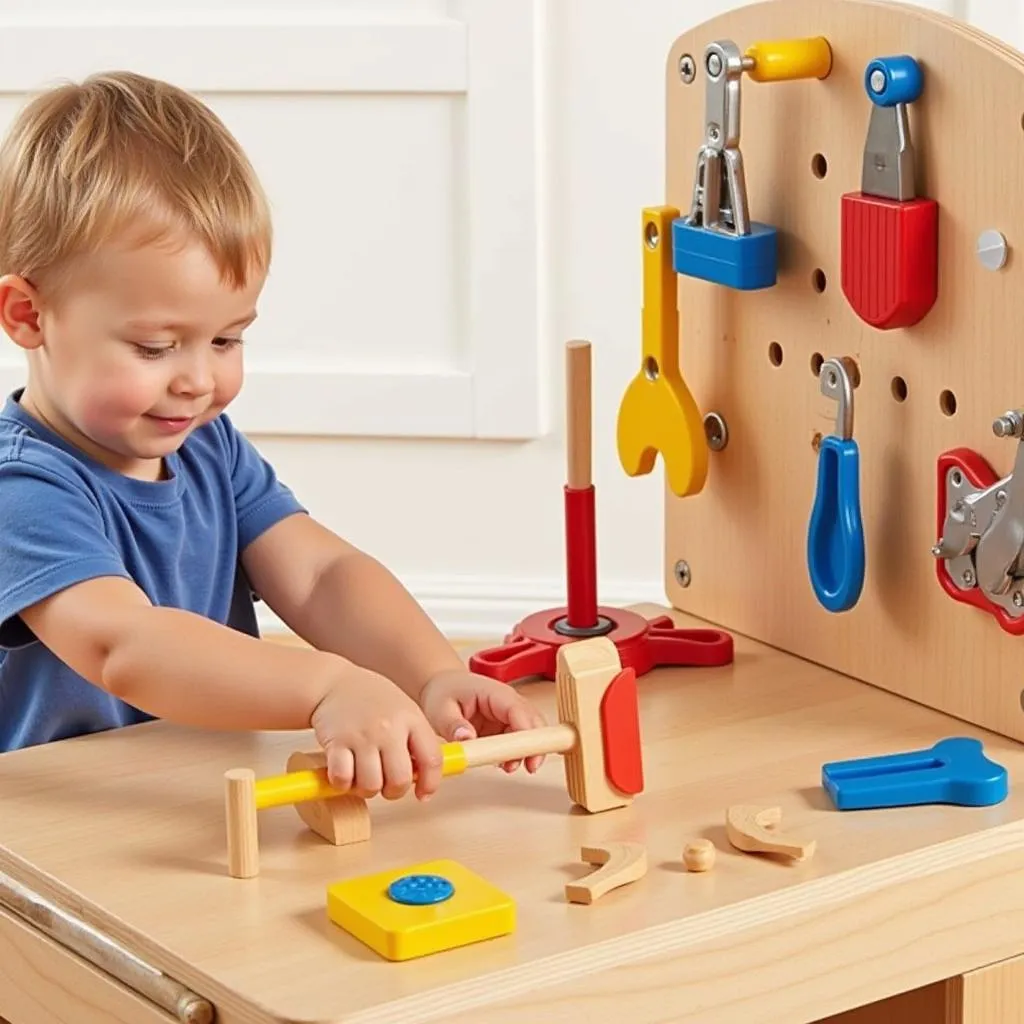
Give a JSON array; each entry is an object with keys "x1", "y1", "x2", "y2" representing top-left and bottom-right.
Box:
[{"x1": 933, "y1": 410, "x2": 1024, "y2": 632}]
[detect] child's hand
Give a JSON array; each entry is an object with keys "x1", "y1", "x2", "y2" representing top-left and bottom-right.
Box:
[
  {"x1": 309, "y1": 666, "x2": 444, "y2": 802},
  {"x1": 417, "y1": 668, "x2": 549, "y2": 774}
]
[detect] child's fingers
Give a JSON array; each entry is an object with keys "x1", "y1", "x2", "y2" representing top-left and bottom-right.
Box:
[
  {"x1": 326, "y1": 745, "x2": 355, "y2": 792},
  {"x1": 380, "y1": 737, "x2": 416, "y2": 801},
  {"x1": 409, "y1": 719, "x2": 444, "y2": 800},
  {"x1": 350, "y1": 744, "x2": 384, "y2": 799}
]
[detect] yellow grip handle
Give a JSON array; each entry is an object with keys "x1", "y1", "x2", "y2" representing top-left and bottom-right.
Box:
[
  {"x1": 744, "y1": 36, "x2": 832, "y2": 82},
  {"x1": 254, "y1": 743, "x2": 469, "y2": 809}
]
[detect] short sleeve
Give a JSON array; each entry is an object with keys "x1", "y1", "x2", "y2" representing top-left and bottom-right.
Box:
[
  {"x1": 219, "y1": 414, "x2": 307, "y2": 549},
  {"x1": 0, "y1": 460, "x2": 131, "y2": 648}
]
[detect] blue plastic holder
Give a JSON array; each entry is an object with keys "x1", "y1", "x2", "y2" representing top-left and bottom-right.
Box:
[
  {"x1": 807, "y1": 358, "x2": 865, "y2": 612},
  {"x1": 822, "y1": 737, "x2": 1009, "y2": 811},
  {"x1": 672, "y1": 216, "x2": 778, "y2": 291}
]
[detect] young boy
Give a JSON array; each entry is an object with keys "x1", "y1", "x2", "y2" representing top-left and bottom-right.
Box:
[{"x1": 0, "y1": 70, "x2": 547, "y2": 802}]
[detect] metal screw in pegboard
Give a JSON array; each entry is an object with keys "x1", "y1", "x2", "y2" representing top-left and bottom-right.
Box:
[
  {"x1": 679, "y1": 54, "x2": 696, "y2": 83},
  {"x1": 674, "y1": 560, "x2": 691, "y2": 587},
  {"x1": 977, "y1": 229, "x2": 1008, "y2": 271},
  {"x1": 703, "y1": 412, "x2": 728, "y2": 451}
]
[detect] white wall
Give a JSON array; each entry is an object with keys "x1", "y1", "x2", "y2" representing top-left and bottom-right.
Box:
[{"x1": 0, "y1": 0, "x2": 1019, "y2": 638}]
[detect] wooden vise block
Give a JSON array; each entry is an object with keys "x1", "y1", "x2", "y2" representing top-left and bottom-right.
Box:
[{"x1": 224, "y1": 635, "x2": 644, "y2": 878}]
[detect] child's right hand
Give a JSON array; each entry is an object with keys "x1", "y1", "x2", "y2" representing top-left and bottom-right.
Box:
[{"x1": 309, "y1": 666, "x2": 444, "y2": 802}]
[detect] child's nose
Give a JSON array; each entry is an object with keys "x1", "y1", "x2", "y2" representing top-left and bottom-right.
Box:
[{"x1": 171, "y1": 354, "x2": 215, "y2": 396}]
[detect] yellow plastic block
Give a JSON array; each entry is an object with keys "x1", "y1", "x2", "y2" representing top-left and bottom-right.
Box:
[{"x1": 326, "y1": 859, "x2": 515, "y2": 961}]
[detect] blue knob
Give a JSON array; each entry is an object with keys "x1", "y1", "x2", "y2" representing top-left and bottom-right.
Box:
[
  {"x1": 387, "y1": 873, "x2": 455, "y2": 906},
  {"x1": 864, "y1": 56, "x2": 923, "y2": 106},
  {"x1": 807, "y1": 435, "x2": 865, "y2": 612}
]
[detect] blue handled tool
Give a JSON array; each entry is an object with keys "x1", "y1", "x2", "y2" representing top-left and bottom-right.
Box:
[
  {"x1": 807, "y1": 358, "x2": 865, "y2": 612},
  {"x1": 822, "y1": 737, "x2": 1008, "y2": 811}
]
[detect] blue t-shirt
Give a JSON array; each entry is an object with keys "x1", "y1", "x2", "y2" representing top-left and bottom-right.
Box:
[{"x1": 0, "y1": 389, "x2": 306, "y2": 751}]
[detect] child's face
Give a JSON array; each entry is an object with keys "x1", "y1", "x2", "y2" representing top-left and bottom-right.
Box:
[{"x1": 14, "y1": 230, "x2": 264, "y2": 478}]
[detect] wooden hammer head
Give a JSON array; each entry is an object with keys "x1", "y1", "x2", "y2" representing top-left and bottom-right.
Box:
[{"x1": 555, "y1": 636, "x2": 644, "y2": 813}]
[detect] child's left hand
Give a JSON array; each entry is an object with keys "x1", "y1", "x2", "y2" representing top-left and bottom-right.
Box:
[{"x1": 417, "y1": 668, "x2": 549, "y2": 773}]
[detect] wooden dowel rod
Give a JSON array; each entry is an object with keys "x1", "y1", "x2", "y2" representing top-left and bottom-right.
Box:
[
  {"x1": 224, "y1": 768, "x2": 259, "y2": 879},
  {"x1": 461, "y1": 723, "x2": 578, "y2": 768},
  {"x1": 566, "y1": 340, "x2": 592, "y2": 489}
]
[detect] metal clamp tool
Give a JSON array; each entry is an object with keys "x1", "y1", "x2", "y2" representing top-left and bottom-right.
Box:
[
  {"x1": 933, "y1": 410, "x2": 1024, "y2": 628},
  {"x1": 674, "y1": 36, "x2": 830, "y2": 291},
  {"x1": 686, "y1": 40, "x2": 751, "y2": 238},
  {"x1": 840, "y1": 56, "x2": 938, "y2": 329},
  {"x1": 807, "y1": 358, "x2": 865, "y2": 612}
]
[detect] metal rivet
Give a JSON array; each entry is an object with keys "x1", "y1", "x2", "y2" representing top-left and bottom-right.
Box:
[
  {"x1": 679, "y1": 54, "x2": 696, "y2": 83},
  {"x1": 869, "y1": 68, "x2": 886, "y2": 94},
  {"x1": 706, "y1": 52, "x2": 722, "y2": 77},
  {"x1": 1014, "y1": 591, "x2": 1024, "y2": 609},
  {"x1": 950, "y1": 469, "x2": 963, "y2": 488},
  {"x1": 674, "y1": 560, "x2": 691, "y2": 587},
  {"x1": 977, "y1": 229, "x2": 1008, "y2": 271},
  {"x1": 704, "y1": 411, "x2": 728, "y2": 451},
  {"x1": 961, "y1": 568, "x2": 975, "y2": 587}
]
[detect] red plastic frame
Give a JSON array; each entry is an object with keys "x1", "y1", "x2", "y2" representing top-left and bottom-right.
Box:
[{"x1": 935, "y1": 447, "x2": 1024, "y2": 635}]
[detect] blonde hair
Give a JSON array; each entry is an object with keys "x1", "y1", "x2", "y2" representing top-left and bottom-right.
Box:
[{"x1": 0, "y1": 70, "x2": 271, "y2": 299}]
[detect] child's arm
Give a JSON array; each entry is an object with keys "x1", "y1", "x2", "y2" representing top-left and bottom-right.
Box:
[
  {"x1": 242, "y1": 514, "x2": 468, "y2": 702},
  {"x1": 20, "y1": 573, "x2": 446, "y2": 798},
  {"x1": 22, "y1": 573, "x2": 357, "y2": 729}
]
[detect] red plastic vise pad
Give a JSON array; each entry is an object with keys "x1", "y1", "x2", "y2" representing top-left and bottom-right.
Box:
[{"x1": 841, "y1": 191, "x2": 937, "y2": 329}]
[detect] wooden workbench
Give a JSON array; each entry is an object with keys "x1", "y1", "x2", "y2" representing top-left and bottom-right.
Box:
[{"x1": 2, "y1": 605, "x2": 1024, "y2": 1024}]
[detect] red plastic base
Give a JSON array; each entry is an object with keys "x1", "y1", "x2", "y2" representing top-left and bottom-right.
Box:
[
  {"x1": 935, "y1": 447, "x2": 1024, "y2": 635},
  {"x1": 840, "y1": 191, "x2": 938, "y2": 329},
  {"x1": 468, "y1": 606, "x2": 734, "y2": 684}
]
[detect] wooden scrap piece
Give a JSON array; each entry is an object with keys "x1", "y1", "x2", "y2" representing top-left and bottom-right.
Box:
[
  {"x1": 564, "y1": 841, "x2": 647, "y2": 904},
  {"x1": 726, "y1": 805, "x2": 815, "y2": 861}
]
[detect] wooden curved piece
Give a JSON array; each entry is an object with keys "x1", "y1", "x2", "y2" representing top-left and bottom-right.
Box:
[
  {"x1": 726, "y1": 805, "x2": 815, "y2": 861},
  {"x1": 286, "y1": 751, "x2": 371, "y2": 846},
  {"x1": 564, "y1": 841, "x2": 647, "y2": 904}
]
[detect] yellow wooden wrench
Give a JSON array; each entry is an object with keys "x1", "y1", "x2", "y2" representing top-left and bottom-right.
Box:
[{"x1": 617, "y1": 206, "x2": 707, "y2": 498}]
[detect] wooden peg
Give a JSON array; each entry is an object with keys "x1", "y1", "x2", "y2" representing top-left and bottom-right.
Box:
[
  {"x1": 224, "y1": 768, "x2": 259, "y2": 879},
  {"x1": 565, "y1": 841, "x2": 647, "y2": 904},
  {"x1": 726, "y1": 805, "x2": 816, "y2": 861}
]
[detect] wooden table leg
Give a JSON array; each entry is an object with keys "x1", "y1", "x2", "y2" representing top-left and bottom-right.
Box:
[
  {"x1": 948, "y1": 954, "x2": 1024, "y2": 1022},
  {"x1": 814, "y1": 954, "x2": 1024, "y2": 1024}
]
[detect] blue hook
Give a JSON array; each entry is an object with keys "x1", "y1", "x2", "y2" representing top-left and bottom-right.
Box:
[{"x1": 807, "y1": 358, "x2": 865, "y2": 612}]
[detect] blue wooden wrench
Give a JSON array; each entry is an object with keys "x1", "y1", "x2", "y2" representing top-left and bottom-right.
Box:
[{"x1": 822, "y1": 737, "x2": 1008, "y2": 810}]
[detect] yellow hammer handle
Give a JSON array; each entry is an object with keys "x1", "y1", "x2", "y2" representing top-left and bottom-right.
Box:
[
  {"x1": 744, "y1": 37, "x2": 832, "y2": 82},
  {"x1": 253, "y1": 724, "x2": 577, "y2": 810}
]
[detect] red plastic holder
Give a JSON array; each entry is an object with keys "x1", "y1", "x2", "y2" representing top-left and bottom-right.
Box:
[
  {"x1": 840, "y1": 191, "x2": 938, "y2": 330},
  {"x1": 934, "y1": 447, "x2": 1024, "y2": 635}
]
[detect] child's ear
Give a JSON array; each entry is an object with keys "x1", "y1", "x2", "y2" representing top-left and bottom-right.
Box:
[{"x1": 0, "y1": 274, "x2": 43, "y2": 350}]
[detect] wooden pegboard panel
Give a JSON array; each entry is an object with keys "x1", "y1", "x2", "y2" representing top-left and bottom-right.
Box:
[{"x1": 662, "y1": 0, "x2": 1024, "y2": 740}]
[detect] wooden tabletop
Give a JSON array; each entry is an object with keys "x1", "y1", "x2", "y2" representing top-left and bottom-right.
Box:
[{"x1": 3, "y1": 605, "x2": 1024, "y2": 1024}]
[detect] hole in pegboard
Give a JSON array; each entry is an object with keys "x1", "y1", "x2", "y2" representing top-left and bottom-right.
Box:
[
  {"x1": 939, "y1": 389, "x2": 957, "y2": 416},
  {"x1": 891, "y1": 376, "x2": 908, "y2": 402},
  {"x1": 812, "y1": 268, "x2": 827, "y2": 293},
  {"x1": 840, "y1": 356, "x2": 861, "y2": 389},
  {"x1": 811, "y1": 153, "x2": 828, "y2": 178},
  {"x1": 810, "y1": 352, "x2": 823, "y2": 376},
  {"x1": 811, "y1": 431, "x2": 823, "y2": 452},
  {"x1": 768, "y1": 342, "x2": 783, "y2": 366}
]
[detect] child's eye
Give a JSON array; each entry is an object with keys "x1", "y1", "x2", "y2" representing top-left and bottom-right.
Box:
[
  {"x1": 212, "y1": 336, "x2": 243, "y2": 351},
  {"x1": 133, "y1": 343, "x2": 170, "y2": 359}
]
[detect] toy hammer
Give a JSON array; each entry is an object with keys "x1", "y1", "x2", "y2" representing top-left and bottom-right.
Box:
[{"x1": 224, "y1": 636, "x2": 644, "y2": 878}]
